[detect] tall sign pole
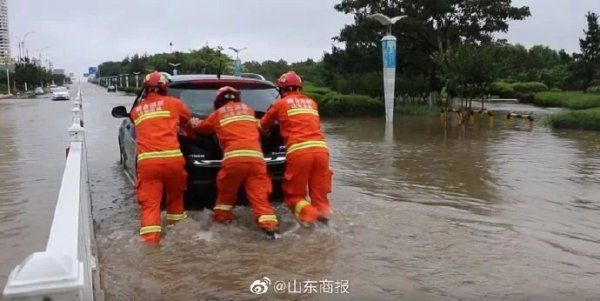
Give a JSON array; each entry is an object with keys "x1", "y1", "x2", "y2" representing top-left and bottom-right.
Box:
[
  {"x1": 234, "y1": 58, "x2": 242, "y2": 76},
  {"x1": 369, "y1": 13, "x2": 406, "y2": 123},
  {"x1": 382, "y1": 35, "x2": 397, "y2": 123},
  {"x1": 229, "y1": 47, "x2": 247, "y2": 76}
]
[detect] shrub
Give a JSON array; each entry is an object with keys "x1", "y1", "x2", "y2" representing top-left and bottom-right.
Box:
[
  {"x1": 303, "y1": 84, "x2": 334, "y2": 104},
  {"x1": 490, "y1": 81, "x2": 516, "y2": 98},
  {"x1": 395, "y1": 105, "x2": 441, "y2": 117},
  {"x1": 550, "y1": 108, "x2": 600, "y2": 131},
  {"x1": 586, "y1": 86, "x2": 600, "y2": 93},
  {"x1": 303, "y1": 85, "x2": 333, "y2": 96},
  {"x1": 550, "y1": 88, "x2": 562, "y2": 92},
  {"x1": 319, "y1": 92, "x2": 384, "y2": 116},
  {"x1": 588, "y1": 79, "x2": 600, "y2": 87},
  {"x1": 511, "y1": 82, "x2": 548, "y2": 102},
  {"x1": 533, "y1": 91, "x2": 600, "y2": 109}
]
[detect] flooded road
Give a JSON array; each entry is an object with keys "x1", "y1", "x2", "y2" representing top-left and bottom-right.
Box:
[
  {"x1": 0, "y1": 92, "x2": 73, "y2": 289},
  {"x1": 2, "y1": 82, "x2": 600, "y2": 300}
]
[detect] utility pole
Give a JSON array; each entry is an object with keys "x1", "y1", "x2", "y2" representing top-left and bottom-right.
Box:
[{"x1": 125, "y1": 74, "x2": 129, "y2": 88}]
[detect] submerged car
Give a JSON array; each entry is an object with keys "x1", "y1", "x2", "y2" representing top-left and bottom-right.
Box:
[
  {"x1": 34, "y1": 87, "x2": 45, "y2": 95},
  {"x1": 50, "y1": 86, "x2": 70, "y2": 101},
  {"x1": 111, "y1": 74, "x2": 286, "y2": 209},
  {"x1": 107, "y1": 85, "x2": 116, "y2": 92}
]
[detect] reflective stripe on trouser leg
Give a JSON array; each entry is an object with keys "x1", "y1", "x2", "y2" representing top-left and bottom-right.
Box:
[
  {"x1": 166, "y1": 211, "x2": 187, "y2": 221},
  {"x1": 258, "y1": 215, "x2": 278, "y2": 223},
  {"x1": 214, "y1": 204, "x2": 233, "y2": 211},
  {"x1": 294, "y1": 199, "x2": 311, "y2": 219},
  {"x1": 140, "y1": 225, "x2": 161, "y2": 235}
]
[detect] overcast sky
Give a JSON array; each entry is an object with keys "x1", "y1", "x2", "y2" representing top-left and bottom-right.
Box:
[{"x1": 8, "y1": 0, "x2": 600, "y2": 75}]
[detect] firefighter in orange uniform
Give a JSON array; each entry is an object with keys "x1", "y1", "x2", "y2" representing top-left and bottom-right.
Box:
[
  {"x1": 260, "y1": 71, "x2": 333, "y2": 225},
  {"x1": 130, "y1": 71, "x2": 192, "y2": 244},
  {"x1": 191, "y1": 86, "x2": 279, "y2": 238}
]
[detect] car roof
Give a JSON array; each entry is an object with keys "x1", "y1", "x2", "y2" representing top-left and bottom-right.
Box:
[{"x1": 168, "y1": 74, "x2": 275, "y2": 88}]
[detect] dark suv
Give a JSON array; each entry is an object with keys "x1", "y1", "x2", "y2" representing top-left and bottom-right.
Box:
[{"x1": 111, "y1": 74, "x2": 286, "y2": 209}]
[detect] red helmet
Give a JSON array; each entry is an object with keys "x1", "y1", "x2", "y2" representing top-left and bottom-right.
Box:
[
  {"x1": 142, "y1": 71, "x2": 168, "y2": 93},
  {"x1": 214, "y1": 86, "x2": 241, "y2": 110},
  {"x1": 277, "y1": 71, "x2": 303, "y2": 91}
]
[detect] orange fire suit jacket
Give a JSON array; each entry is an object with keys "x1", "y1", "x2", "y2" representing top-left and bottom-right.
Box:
[
  {"x1": 260, "y1": 92, "x2": 328, "y2": 156},
  {"x1": 194, "y1": 101, "x2": 264, "y2": 163},
  {"x1": 130, "y1": 92, "x2": 192, "y2": 162}
]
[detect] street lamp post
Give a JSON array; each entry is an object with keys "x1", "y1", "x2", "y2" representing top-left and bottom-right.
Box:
[
  {"x1": 228, "y1": 47, "x2": 247, "y2": 76},
  {"x1": 369, "y1": 13, "x2": 407, "y2": 123},
  {"x1": 168, "y1": 63, "x2": 180, "y2": 76},
  {"x1": 2, "y1": 57, "x2": 11, "y2": 95},
  {"x1": 133, "y1": 72, "x2": 140, "y2": 88},
  {"x1": 19, "y1": 31, "x2": 35, "y2": 61}
]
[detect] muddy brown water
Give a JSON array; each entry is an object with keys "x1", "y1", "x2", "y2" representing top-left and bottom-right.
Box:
[{"x1": 1, "y1": 83, "x2": 599, "y2": 300}]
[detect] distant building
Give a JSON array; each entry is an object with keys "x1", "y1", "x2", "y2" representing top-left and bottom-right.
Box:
[
  {"x1": 52, "y1": 69, "x2": 65, "y2": 75},
  {"x1": 0, "y1": 0, "x2": 9, "y2": 61}
]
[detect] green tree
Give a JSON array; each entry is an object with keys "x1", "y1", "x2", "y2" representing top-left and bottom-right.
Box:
[
  {"x1": 579, "y1": 12, "x2": 600, "y2": 88},
  {"x1": 97, "y1": 46, "x2": 233, "y2": 78},
  {"x1": 434, "y1": 43, "x2": 502, "y2": 109},
  {"x1": 323, "y1": 0, "x2": 530, "y2": 96}
]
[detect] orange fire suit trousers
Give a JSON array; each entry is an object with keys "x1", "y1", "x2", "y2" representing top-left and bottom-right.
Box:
[
  {"x1": 283, "y1": 152, "x2": 333, "y2": 221},
  {"x1": 214, "y1": 161, "x2": 277, "y2": 230},
  {"x1": 136, "y1": 157, "x2": 187, "y2": 244}
]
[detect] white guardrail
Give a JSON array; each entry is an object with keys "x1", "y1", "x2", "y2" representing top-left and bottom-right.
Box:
[{"x1": 3, "y1": 85, "x2": 102, "y2": 300}]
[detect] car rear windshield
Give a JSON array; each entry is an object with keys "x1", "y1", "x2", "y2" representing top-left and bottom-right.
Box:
[{"x1": 168, "y1": 87, "x2": 279, "y2": 116}]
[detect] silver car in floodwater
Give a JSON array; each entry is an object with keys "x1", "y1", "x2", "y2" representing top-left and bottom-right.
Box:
[{"x1": 51, "y1": 86, "x2": 70, "y2": 101}]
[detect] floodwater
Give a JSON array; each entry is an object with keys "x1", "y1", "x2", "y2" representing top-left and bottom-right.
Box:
[{"x1": 1, "y1": 82, "x2": 599, "y2": 300}]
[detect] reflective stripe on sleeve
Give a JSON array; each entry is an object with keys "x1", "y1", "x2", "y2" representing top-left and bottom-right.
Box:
[
  {"x1": 222, "y1": 150, "x2": 264, "y2": 161},
  {"x1": 287, "y1": 141, "x2": 328, "y2": 155},
  {"x1": 287, "y1": 108, "x2": 319, "y2": 116},
  {"x1": 140, "y1": 225, "x2": 162, "y2": 235},
  {"x1": 258, "y1": 215, "x2": 278, "y2": 223},
  {"x1": 294, "y1": 199, "x2": 311, "y2": 218},
  {"x1": 166, "y1": 211, "x2": 187, "y2": 221},
  {"x1": 214, "y1": 204, "x2": 233, "y2": 211},
  {"x1": 134, "y1": 110, "x2": 171, "y2": 126},
  {"x1": 137, "y1": 149, "x2": 183, "y2": 161},
  {"x1": 219, "y1": 115, "x2": 256, "y2": 126}
]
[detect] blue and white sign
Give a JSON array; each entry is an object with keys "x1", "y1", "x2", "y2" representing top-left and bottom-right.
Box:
[
  {"x1": 88, "y1": 67, "x2": 98, "y2": 75},
  {"x1": 234, "y1": 59, "x2": 242, "y2": 76},
  {"x1": 382, "y1": 38, "x2": 397, "y2": 69}
]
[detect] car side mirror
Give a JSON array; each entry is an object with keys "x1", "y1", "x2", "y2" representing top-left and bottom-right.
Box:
[{"x1": 111, "y1": 106, "x2": 129, "y2": 118}]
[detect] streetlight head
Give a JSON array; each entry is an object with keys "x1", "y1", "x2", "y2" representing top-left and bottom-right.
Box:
[
  {"x1": 369, "y1": 13, "x2": 407, "y2": 26},
  {"x1": 228, "y1": 47, "x2": 247, "y2": 54}
]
